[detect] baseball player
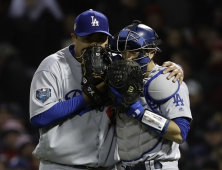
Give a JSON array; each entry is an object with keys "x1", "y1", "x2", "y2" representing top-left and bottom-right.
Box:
[
  {"x1": 107, "y1": 21, "x2": 192, "y2": 170},
  {"x1": 29, "y1": 10, "x2": 185, "y2": 170}
]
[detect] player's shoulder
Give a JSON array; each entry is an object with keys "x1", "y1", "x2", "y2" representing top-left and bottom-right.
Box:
[
  {"x1": 35, "y1": 46, "x2": 71, "y2": 73},
  {"x1": 178, "y1": 81, "x2": 189, "y2": 95},
  {"x1": 144, "y1": 65, "x2": 180, "y2": 102}
]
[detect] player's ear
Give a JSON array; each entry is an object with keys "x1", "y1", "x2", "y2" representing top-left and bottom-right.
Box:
[
  {"x1": 149, "y1": 49, "x2": 157, "y2": 54},
  {"x1": 154, "y1": 48, "x2": 157, "y2": 54},
  {"x1": 71, "y1": 33, "x2": 77, "y2": 43}
]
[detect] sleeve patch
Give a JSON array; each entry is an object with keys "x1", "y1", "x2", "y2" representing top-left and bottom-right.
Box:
[{"x1": 36, "y1": 88, "x2": 51, "y2": 103}]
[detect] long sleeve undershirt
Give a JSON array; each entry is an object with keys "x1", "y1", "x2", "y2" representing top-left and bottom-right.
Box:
[{"x1": 31, "y1": 95, "x2": 87, "y2": 128}]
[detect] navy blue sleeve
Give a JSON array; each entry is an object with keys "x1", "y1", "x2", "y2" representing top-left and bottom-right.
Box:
[
  {"x1": 31, "y1": 95, "x2": 87, "y2": 128},
  {"x1": 172, "y1": 117, "x2": 191, "y2": 142}
]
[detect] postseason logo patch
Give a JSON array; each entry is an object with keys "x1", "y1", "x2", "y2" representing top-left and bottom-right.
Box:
[{"x1": 36, "y1": 88, "x2": 51, "y2": 103}]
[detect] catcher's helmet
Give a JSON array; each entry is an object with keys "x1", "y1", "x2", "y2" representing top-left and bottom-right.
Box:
[
  {"x1": 109, "y1": 20, "x2": 162, "y2": 74},
  {"x1": 110, "y1": 20, "x2": 162, "y2": 53}
]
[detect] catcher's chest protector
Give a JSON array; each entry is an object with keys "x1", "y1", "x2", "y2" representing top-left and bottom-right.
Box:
[
  {"x1": 115, "y1": 65, "x2": 178, "y2": 162},
  {"x1": 115, "y1": 97, "x2": 160, "y2": 161}
]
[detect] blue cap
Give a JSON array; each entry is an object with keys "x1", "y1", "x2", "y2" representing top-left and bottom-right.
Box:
[{"x1": 74, "y1": 9, "x2": 111, "y2": 37}]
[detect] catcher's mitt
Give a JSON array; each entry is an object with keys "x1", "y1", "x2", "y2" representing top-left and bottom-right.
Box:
[
  {"x1": 106, "y1": 60, "x2": 144, "y2": 112},
  {"x1": 81, "y1": 45, "x2": 112, "y2": 103}
]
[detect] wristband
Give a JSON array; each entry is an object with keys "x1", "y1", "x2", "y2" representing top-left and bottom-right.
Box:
[{"x1": 141, "y1": 110, "x2": 170, "y2": 136}]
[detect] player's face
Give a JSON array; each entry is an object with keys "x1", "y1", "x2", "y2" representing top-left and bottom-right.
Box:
[
  {"x1": 121, "y1": 49, "x2": 156, "y2": 60},
  {"x1": 72, "y1": 33, "x2": 108, "y2": 59},
  {"x1": 121, "y1": 51, "x2": 140, "y2": 60},
  {"x1": 121, "y1": 49, "x2": 157, "y2": 77}
]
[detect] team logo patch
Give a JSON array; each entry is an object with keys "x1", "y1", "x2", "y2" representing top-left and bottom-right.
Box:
[{"x1": 36, "y1": 88, "x2": 51, "y2": 103}]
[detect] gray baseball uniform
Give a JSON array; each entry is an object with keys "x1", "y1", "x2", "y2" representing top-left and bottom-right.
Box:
[
  {"x1": 115, "y1": 65, "x2": 192, "y2": 170},
  {"x1": 29, "y1": 45, "x2": 119, "y2": 169}
]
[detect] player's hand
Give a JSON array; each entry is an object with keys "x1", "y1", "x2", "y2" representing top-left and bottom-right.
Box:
[
  {"x1": 126, "y1": 100, "x2": 144, "y2": 121},
  {"x1": 82, "y1": 92, "x2": 91, "y2": 104},
  {"x1": 110, "y1": 87, "x2": 144, "y2": 121},
  {"x1": 82, "y1": 81, "x2": 107, "y2": 104},
  {"x1": 96, "y1": 82, "x2": 108, "y2": 93},
  {"x1": 162, "y1": 61, "x2": 184, "y2": 84}
]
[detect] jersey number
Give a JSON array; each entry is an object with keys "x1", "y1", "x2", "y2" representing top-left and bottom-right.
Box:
[{"x1": 173, "y1": 94, "x2": 184, "y2": 106}]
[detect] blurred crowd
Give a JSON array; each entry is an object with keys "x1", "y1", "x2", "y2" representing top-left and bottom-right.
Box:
[{"x1": 0, "y1": 0, "x2": 222, "y2": 169}]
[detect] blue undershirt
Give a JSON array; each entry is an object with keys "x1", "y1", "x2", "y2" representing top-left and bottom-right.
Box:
[
  {"x1": 31, "y1": 95, "x2": 87, "y2": 128},
  {"x1": 172, "y1": 117, "x2": 191, "y2": 142}
]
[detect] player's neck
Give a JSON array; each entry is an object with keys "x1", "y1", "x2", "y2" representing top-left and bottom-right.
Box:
[
  {"x1": 74, "y1": 54, "x2": 83, "y2": 63},
  {"x1": 144, "y1": 61, "x2": 155, "y2": 77}
]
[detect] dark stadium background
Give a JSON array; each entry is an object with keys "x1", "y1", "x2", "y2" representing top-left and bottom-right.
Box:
[{"x1": 0, "y1": 0, "x2": 222, "y2": 169}]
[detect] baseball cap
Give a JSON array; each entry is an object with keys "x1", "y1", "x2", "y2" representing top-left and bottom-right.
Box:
[{"x1": 74, "y1": 9, "x2": 112, "y2": 37}]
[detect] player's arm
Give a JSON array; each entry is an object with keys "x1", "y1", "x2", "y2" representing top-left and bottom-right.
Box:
[
  {"x1": 110, "y1": 84, "x2": 188, "y2": 144},
  {"x1": 159, "y1": 82, "x2": 192, "y2": 143},
  {"x1": 30, "y1": 70, "x2": 99, "y2": 129},
  {"x1": 31, "y1": 83, "x2": 106, "y2": 128},
  {"x1": 163, "y1": 120, "x2": 181, "y2": 142},
  {"x1": 31, "y1": 88, "x2": 104, "y2": 129},
  {"x1": 126, "y1": 102, "x2": 191, "y2": 144},
  {"x1": 126, "y1": 72, "x2": 191, "y2": 144},
  {"x1": 31, "y1": 94, "x2": 87, "y2": 128},
  {"x1": 163, "y1": 117, "x2": 190, "y2": 144}
]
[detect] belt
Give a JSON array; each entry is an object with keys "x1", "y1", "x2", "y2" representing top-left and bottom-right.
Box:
[
  {"x1": 70, "y1": 165, "x2": 107, "y2": 170},
  {"x1": 52, "y1": 162, "x2": 107, "y2": 170},
  {"x1": 125, "y1": 161, "x2": 162, "y2": 170}
]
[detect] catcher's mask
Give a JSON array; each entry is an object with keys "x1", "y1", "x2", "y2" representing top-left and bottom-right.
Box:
[{"x1": 109, "y1": 20, "x2": 162, "y2": 74}]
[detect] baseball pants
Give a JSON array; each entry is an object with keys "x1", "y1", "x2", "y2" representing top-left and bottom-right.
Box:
[
  {"x1": 39, "y1": 161, "x2": 116, "y2": 170},
  {"x1": 123, "y1": 160, "x2": 178, "y2": 170}
]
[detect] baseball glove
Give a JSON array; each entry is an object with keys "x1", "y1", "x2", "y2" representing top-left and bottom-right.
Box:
[
  {"x1": 81, "y1": 45, "x2": 112, "y2": 103},
  {"x1": 106, "y1": 60, "x2": 144, "y2": 112}
]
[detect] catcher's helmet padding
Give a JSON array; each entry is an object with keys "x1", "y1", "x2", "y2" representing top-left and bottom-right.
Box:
[{"x1": 110, "y1": 20, "x2": 162, "y2": 52}]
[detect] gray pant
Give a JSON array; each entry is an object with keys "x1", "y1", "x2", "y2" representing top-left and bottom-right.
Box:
[
  {"x1": 145, "y1": 160, "x2": 178, "y2": 170},
  {"x1": 122, "y1": 160, "x2": 178, "y2": 170}
]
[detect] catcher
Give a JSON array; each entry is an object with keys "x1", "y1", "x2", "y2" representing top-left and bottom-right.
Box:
[{"x1": 107, "y1": 21, "x2": 192, "y2": 170}]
